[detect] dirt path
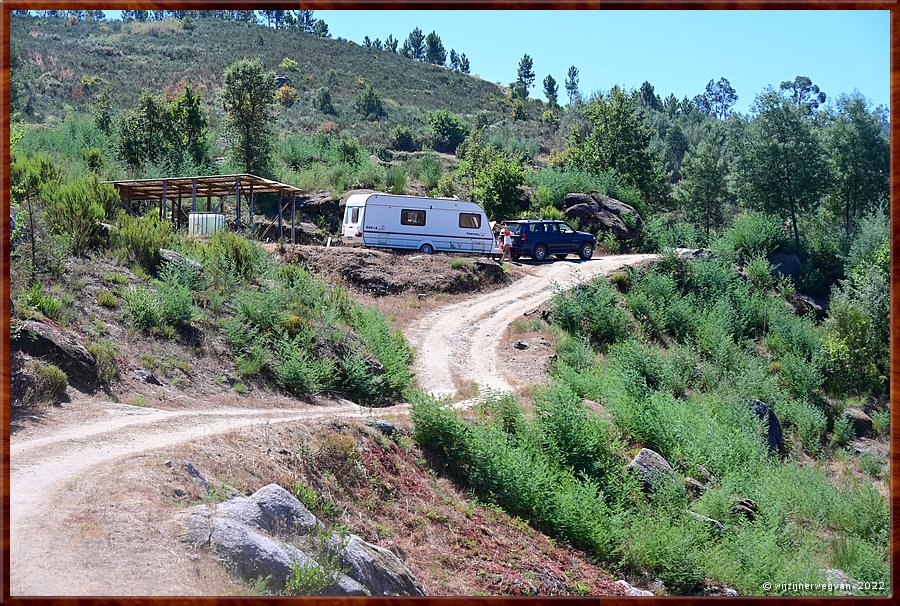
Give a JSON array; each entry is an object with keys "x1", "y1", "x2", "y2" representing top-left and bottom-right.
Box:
[
  {"x1": 9, "y1": 400, "x2": 407, "y2": 596},
  {"x1": 9, "y1": 253, "x2": 657, "y2": 596},
  {"x1": 407, "y1": 255, "x2": 656, "y2": 397}
]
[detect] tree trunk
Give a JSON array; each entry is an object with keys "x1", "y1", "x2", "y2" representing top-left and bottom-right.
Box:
[{"x1": 789, "y1": 197, "x2": 800, "y2": 250}]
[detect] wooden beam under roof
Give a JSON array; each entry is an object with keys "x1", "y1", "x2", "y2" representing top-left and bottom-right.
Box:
[{"x1": 106, "y1": 173, "x2": 302, "y2": 201}]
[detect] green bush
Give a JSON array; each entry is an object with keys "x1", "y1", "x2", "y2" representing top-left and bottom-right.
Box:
[
  {"x1": 95, "y1": 290, "x2": 120, "y2": 308},
  {"x1": 112, "y1": 212, "x2": 174, "y2": 275},
  {"x1": 552, "y1": 279, "x2": 631, "y2": 352},
  {"x1": 417, "y1": 154, "x2": 442, "y2": 188},
  {"x1": 157, "y1": 283, "x2": 196, "y2": 327},
  {"x1": 87, "y1": 340, "x2": 118, "y2": 385},
  {"x1": 390, "y1": 125, "x2": 415, "y2": 151},
  {"x1": 20, "y1": 284, "x2": 62, "y2": 320},
  {"x1": 384, "y1": 165, "x2": 407, "y2": 195},
  {"x1": 641, "y1": 215, "x2": 701, "y2": 252},
  {"x1": 46, "y1": 174, "x2": 114, "y2": 255},
  {"x1": 339, "y1": 351, "x2": 383, "y2": 403},
  {"x1": 429, "y1": 109, "x2": 468, "y2": 154},
  {"x1": 715, "y1": 211, "x2": 787, "y2": 264},
  {"x1": 349, "y1": 306, "x2": 412, "y2": 400},
  {"x1": 32, "y1": 360, "x2": 68, "y2": 401},
  {"x1": 202, "y1": 231, "x2": 269, "y2": 288},
  {"x1": 272, "y1": 333, "x2": 335, "y2": 395},
  {"x1": 744, "y1": 254, "x2": 774, "y2": 291},
  {"x1": 831, "y1": 415, "x2": 854, "y2": 447},
  {"x1": 354, "y1": 85, "x2": 385, "y2": 119},
  {"x1": 821, "y1": 296, "x2": 883, "y2": 396},
  {"x1": 313, "y1": 87, "x2": 335, "y2": 115},
  {"x1": 123, "y1": 285, "x2": 162, "y2": 331}
]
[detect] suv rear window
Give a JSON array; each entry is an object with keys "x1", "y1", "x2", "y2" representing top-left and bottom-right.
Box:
[{"x1": 506, "y1": 223, "x2": 523, "y2": 235}]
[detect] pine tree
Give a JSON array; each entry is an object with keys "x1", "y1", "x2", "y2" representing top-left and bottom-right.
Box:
[
  {"x1": 516, "y1": 54, "x2": 535, "y2": 92},
  {"x1": 449, "y1": 49, "x2": 460, "y2": 71},
  {"x1": 565, "y1": 66, "x2": 580, "y2": 106},
  {"x1": 543, "y1": 74, "x2": 558, "y2": 107},
  {"x1": 459, "y1": 54, "x2": 471, "y2": 74},
  {"x1": 424, "y1": 31, "x2": 447, "y2": 65},
  {"x1": 402, "y1": 27, "x2": 426, "y2": 60}
]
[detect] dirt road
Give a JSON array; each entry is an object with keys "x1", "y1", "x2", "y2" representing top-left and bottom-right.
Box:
[
  {"x1": 9, "y1": 253, "x2": 656, "y2": 595},
  {"x1": 407, "y1": 255, "x2": 656, "y2": 397}
]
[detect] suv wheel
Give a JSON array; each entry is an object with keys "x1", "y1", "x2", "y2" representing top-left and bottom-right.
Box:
[
  {"x1": 579, "y1": 242, "x2": 594, "y2": 260},
  {"x1": 532, "y1": 244, "x2": 548, "y2": 262}
]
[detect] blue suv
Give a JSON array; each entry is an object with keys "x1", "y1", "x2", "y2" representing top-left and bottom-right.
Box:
[{"x1": 506, "y1": 220, "x2": 596, "y2": 261}]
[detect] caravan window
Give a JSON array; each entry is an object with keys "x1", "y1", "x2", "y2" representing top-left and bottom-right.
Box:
[
  {"x1": 401, "y1": 209, "x2": 426, "y2": 226},
  {"x1": 347, "y1": 207, "x2": 360, "y2": 223},
  {"x1": 458, "y1": 213, "x2": 481, "y2": 229}
]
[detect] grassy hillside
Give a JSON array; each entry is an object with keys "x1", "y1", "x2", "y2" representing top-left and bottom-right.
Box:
[{"x1": 11, "y1": 15, "x2": 525, "y2": 145}]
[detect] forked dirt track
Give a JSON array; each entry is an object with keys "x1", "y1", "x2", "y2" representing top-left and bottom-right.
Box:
[
  {"x1": 9, "y1": 253, "x2": 656, "y2": 596},
  {"x1": 408, "y1": 255, "x2": 657, "y2": 396}
]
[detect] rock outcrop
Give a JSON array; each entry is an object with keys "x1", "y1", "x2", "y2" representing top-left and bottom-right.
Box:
[
  {"x1": 843, "y1": 407, "x2": 874, "y2": 438},
  {"x1": 11, "y1": 320, "x2": 99, "y2": 393},
  {"x1": 562, "y1": 192, "x2": 643, "y2": 242},
  {"x1": 185, "y1": 483, "x2": 424, "y2": 596},
  {"x1": 627, "y1": 448, "x2": 676, "y2": 491},
  {"x1": 768, "y1": 252, "x2": 801, "y2": 282}
]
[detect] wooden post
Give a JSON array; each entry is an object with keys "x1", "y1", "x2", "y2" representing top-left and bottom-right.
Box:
[
  {"x1": 206, "y1": 190, "x2": 211, "y2": 212},
  {"x1": 161, "y1": 180, "x2": 167, "y2": 221},
  {"x1": 249, "y1": 185, "x2": 255, "y2": 239},
  {"x1": 191, "y1": 179, "x2": 197, "y2": 212},
  {"x1": 291, "y1": 193, "x2": 296, "y2": 244},
  {"x1": 235, "y1": 177, "x2": 241, "y2": 232},
  {"x1": 278, "y1": 191, "x2": 284, "y2": 241}
]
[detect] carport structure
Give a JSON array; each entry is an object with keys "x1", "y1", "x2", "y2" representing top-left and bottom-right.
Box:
[{"x1": 107, "y1": 174, "x2": 304, "y2": 241}]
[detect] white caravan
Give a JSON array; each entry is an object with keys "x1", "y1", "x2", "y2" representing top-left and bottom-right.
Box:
[{"x1": 341, "y1": 192, "x2": 495, "y2": 254}]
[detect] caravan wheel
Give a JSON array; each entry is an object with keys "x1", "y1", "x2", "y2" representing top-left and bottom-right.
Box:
[{"x1": 419, "y1": 243, "x2": 435, "y2": 254}]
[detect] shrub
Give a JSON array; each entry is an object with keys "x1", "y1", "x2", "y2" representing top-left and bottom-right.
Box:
[
  {"x1": 95, "y1": 290, "x2": 120, "y2": 308},
  {"x1": 384, "y1": 165, "x2": 407, "y2": 195},
  {"x1": 744, "y1": 254, "x2": 774, "y2": 291},
  {"x1": 112, "y1": 212, "x2": 174, "y2": 275},
  {"x1": 87, "y1": 340, "x2": 118, "y2": 385},
  {"x1": 831, "y1": 415, "x2": 854, "y2": 447},
  {"x1": 32, "y1": 361, "x2": 67, "y2": 401},
  {"x1": 429, "y1": 109, "x2": 468, "y2": 154},
  {"x1": 203, "y1": 231, "x2": 268, "y2": 288},
  {"x1": 339, "y1": 351, "x2": 384, "y2": 404},
  {"x1": 821, "y1": 296, "x2": 883, "y2": 396},
  {"x1": 552, "y1": 279, "x2": 631, "y2": 351},
  {"x1": 279, "y1": 57, "x2": 299, "y2": 71},
  {"x1": 312, "y1": 87, "x2": 335, "y2": 115},
  {"x1": 354, "y1": 85, "x2": 385, "y2": 119},
  {"x1": 715, "y1": 211, "x2": 787, "y2": 264},
  {"x1": 390, "y1": 125, "x2": 415, "y2": 151},
  {"x1": 157, "y1": 283, "x2": 196, "y2": 327},
  {"x1": 20, "y1": 284, "x2": 62, "y2": 320},
  {"x1": 46, "y1": 174, "x2": 114, "y2": 255},
  {"x1": 871, "y1": 410, "x2": 889, "y2": 436},
  {"x1": 272, "y1": 333, "x2": 335, "y2": 395},
  {"x1": 417, "y1": 154, "x2": 442, "y2": 188},
  {"x1": 349, "y1": 306, "x2": 412, "y2": 400},
  {"x1": 276, "y1": 85, "x2": 298, "y2": 107},
  {"x1": 641, "y1": 215, "x2": 701, "y2": 252},
  {"x1": 123, "y1": 285, "x2": 162, "y2": 331}
]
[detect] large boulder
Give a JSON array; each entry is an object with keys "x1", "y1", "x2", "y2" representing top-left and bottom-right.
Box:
[
  {"x1": 627, "y1": 448, "x2": 676, "y2": 491},
  {"x1": 216, "y1": 483, "x2": 323, "y2": 538},
  {"x1": 768, "y1": 252, "x2": 801, "y2": 282},
  {"x1": 335, "y1": 534, "x2": 426, "y2": 596},
  {"x1": 562, "y1": 192, "x2": 643, "y2": 242},
  {"x1": 187, "y1": 512, "x2": 367, "y2": 595},
  {"x1": 186, "y1": 483, "x2": 423, "y2": 596},
  {"x1": 746, "y1": 399, "x2": 785, "y2": 454},
  {"x1": 843, "y1": 408, "x2": 874, "y2": 438},
  {"x1": 11, "y1": 320, "x2": 99, "y2": 393}
]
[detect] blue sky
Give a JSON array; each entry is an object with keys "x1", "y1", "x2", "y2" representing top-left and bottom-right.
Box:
[{"x1": 102, "y1": 10, "x2": 889, "y2": 113}]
